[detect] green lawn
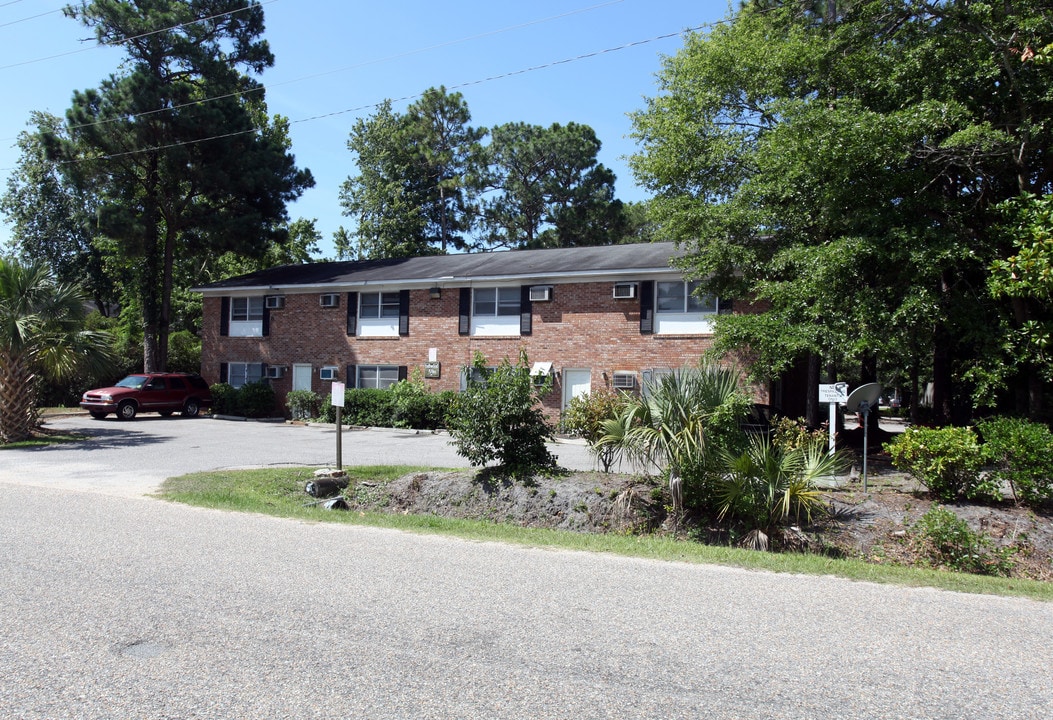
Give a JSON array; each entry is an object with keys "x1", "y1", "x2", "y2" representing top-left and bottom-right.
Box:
[{"x1": 157, "y1": 465, "x2": 1053, "y2": 602}]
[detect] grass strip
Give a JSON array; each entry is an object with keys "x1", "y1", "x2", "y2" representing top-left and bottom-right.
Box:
[{"x1": 157, "y1": 466, "x2": 1053, "y2": 602}]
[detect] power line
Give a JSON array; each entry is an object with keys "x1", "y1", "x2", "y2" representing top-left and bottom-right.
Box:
[
  {"x1": 43, "y1": 23, "x2": 710, "y2": 168},
  {"x1": 5, "y1": 0, "x2": 628, "y2": 140},
  {"x1": 0, "y1": 6, "x2": 63, "y2": 28},
  {"x1": 0, "y1": 0, "x2": 278, "y2": 71}
]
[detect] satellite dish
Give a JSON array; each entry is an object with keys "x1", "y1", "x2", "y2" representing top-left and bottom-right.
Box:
[{"x1": 845, "y1": 383, "x2": 882, "y2": 413}]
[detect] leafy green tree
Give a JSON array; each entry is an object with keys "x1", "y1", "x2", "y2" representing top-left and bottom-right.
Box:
[
  {"x1": 631, "y1": 0, "x2": 1053, "y2": 425},
  {"x1": 404, "y1": 87, "x2": 487, "y2": 253},
  {"x1": 1, "y1": 112, "x2": 115, "y2": 313},
  {"x1": 445, "y1": 351, "x2": 557, "y2": 478},
  {"x1": 481, "y1": 122, "x2": 625, "y2": 249},
  {"x1": 0, "y1": 259, "x2": 115, "y2": 442},
  {"x1": 340, "y1": 89, "x2": 485, "y2": 258},
  {"x1": 986, "y1": 194, "x2": 1053, "y2": 415},
  {"x1": 51, "y1": 0, "x2": 313, "y2": 372}
]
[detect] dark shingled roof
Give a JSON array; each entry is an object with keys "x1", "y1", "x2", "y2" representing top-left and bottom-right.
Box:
[{"x1": 194, "y1": 242, "x2": 683, "y2": 292}]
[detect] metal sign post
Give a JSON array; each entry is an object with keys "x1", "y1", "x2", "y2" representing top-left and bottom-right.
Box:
[
  {"x1": 858, "y1": 400, "x2": 871, "y2": 492},
  {"x1": 331, "y1": 381, "x2": 345, "y2": 470}
]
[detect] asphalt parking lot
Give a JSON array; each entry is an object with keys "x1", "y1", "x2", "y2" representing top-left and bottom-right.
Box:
[{"x1": 0, "y1": 414, "x2": 596, "y2": 496}]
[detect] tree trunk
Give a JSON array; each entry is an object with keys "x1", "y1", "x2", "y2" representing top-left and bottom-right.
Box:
[
  {"x1": 805, "y1": 352, "x2": 821, "y2": 428},
  {"x1": 0, "y1": 351, "x2": 37, "y2": 443}
]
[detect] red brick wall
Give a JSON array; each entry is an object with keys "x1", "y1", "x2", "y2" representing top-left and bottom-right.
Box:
[{"x1": 200, "y1": 282, "x2": 768, "y2": 419}]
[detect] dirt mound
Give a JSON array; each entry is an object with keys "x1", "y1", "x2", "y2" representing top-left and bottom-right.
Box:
[{"x1": 344, "y1": 467, "x2": 1053, "y2": 581}]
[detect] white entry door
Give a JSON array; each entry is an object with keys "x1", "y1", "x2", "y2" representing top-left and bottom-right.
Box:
[
  {"x1": 562, "y1": 368, "x2": 592, "y2": 409},
  {"x1": 292, "y1": 364, "x2": 313, "y2": 392}
]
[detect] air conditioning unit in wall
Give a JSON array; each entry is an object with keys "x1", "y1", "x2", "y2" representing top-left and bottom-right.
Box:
[
  {"x1": 319, "y1": 366, "x2": 339, "y2": 381},
  {"x1": 264, "y1": 295, "x2": 285, "y2": 310},
  {"x1": 319, "y1": 293, "x2": 339, "y2": 308},
  {"x1": 612, "y1": 371, "x2": 637, "y2": 389},
  {"x1": 613, "y1": 283, "x2": 637, "y2": 299},
  {"x1": 265, "y1": 366, "x2": 286, "y2": 379},
  {"x1": 528, "y1": 285, "x2": 552, "y2": 302}
]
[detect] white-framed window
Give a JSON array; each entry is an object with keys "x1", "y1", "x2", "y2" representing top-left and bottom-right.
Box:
[
  {"x1": 654, "y1": 281, "x2": 720, "y2": 334},
  {"x1": 472, "y1": 287, "x2": 520, "y2": 336},
  {"x1": 357, "y1": 365, "x2": 400, "y2": 390},
  {"x1": 360, "y1": 292, "x2": 400, "y2": 318},
  {"x1": 357, "y1": 291, "x2": 401, "y2": 338},
  {"x1": 228, "y1": 362, "x2": 264, "y2": 389},
  {"x1": 231, "y1": 296, "x2": 264, "y2": 321},
  {"x1": 474, "y1": 287, "x2": 520, "y2": 317},
  {"x1": 229, "y1": 297, "x2": 265, "y2": 337}
]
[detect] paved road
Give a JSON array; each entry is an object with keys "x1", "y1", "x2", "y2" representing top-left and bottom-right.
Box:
[
  {"x1": 1, "y1": 416, "x2": 1051, "y2": 718},
  {"x1": 0, "y1": 414, "x2": 597, "y2": 497}
]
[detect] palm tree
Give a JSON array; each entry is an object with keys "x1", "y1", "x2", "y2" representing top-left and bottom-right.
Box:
[
  {"x1": 0, "y1": 259, "x2": 115, "y2": 443},
  {"x1": 594, "y1": 363, "x2": 751, "y2": 511},
  {"x1": 715, "y1": 434, "x2": 848, "y2": 550}
]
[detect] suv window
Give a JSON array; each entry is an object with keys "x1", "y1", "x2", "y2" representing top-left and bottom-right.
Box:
[
  {"x1": 169, "y1": 378, "x2": 186, "y2": 390},
  {"x1": 145, "y1": 378, "x2": 167, "y2": 390}
]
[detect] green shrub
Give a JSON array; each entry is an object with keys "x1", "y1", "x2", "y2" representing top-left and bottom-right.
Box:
[
  {"x1": 210, "y1": 383, "x2": 237, "y2": 415},
  {"x1": 166, "y1": 330, "x2": 201, "y2": 374},
  {"x1": 909, "y1": 506, "x2": 1014, "y2": 576},
  {"x1": 236, "y1": 382, "x2": 276, "y2": 418},
  {"x1": 885, "y1": 426, "x2": 993, "y2": 502},
  {"x1": 559, "y1": 388, "x2": 621, "y2": 472},
  {"x1": 285, "y1": 390, "x2": 319, "y2": 420},
  {"x1": 342, "y1": 388, "x2": 396, "y2": 426},
  {"x1": 977, "y1": 416, "x2": 1053, "y2": 506},
  {"x1": 445, "y1": 351, "x2": 556, "y2": 477}
]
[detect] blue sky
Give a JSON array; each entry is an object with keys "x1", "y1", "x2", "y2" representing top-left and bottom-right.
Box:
[{"x1": 1, "y1": 0, "x2": 734, "y2": 257}]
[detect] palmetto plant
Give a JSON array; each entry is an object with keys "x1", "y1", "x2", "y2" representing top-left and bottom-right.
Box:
[
  {"x1": 594, "y1": 363, "x2": 751, "y2": 510},
  {"x1": 0, "y1": 259, "x2": 115, "y2": 443},
  {"x1": 715, "y1": 434, "x2": 847, "y2": 550}
]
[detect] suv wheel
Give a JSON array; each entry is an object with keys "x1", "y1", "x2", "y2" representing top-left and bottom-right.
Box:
[
  {"x1": 117, "y1": 401, "x2": 137, "y2": 420},
  {"x1": 182, "y1": 399, "x2": 201, "y2": 417}
]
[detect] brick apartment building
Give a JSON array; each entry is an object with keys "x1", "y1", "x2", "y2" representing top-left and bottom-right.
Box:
[{"x1": 195, "y1": 241, "x2": 769, "y2": 418}]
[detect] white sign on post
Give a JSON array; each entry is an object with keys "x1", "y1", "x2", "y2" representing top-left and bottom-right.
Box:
[
  {"x1": 818, "y1": 382, "x2": 849, "y2": 404},
  {"x1": 331, "y1": 381, "x2": 345, "y2": 407},
  {"x1": 818, "y1": 382, "x2": 848, "y2": 456}
]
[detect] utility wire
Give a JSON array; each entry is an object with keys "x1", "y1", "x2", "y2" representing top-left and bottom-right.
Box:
[
  {"x1": 0, "y1": 0, "x2": 278, "y2": 71},
  {"x1": 14, "y1": 0, "x2": 626, "y2": 137},
  {"x1": 46, "y1": 23, "x2": 710, "y2": 167},
  {"x1": 0, "y1": 6, "x2": 62, "y2": 28}
]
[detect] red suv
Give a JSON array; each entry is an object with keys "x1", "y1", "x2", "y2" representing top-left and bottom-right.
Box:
[{"x1": 80, "y1": 373, "x2": 213, "y2": 420}]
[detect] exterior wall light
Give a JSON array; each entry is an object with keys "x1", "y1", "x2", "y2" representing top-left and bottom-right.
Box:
[{"x1": 429, "y1": 287, "x2": 442, "y2": 299}]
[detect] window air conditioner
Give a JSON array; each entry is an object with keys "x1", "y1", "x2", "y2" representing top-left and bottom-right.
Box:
[
  {"x1": 613, "y1": 283, "x2": 637, "y2": 299},
  {"x1": 264, "y1": 295, "x2": 285, "y2": 310},
  {"x1": 528, "y1": 285, "x2": 552, "y2": 302},
  {"x1": 612, "y1": 371, "x2": 637, "y2": 389},
  {"x1": 265, "y1": 366, "x2": 285, "y2": 379},
  {"x1": 319, "y1": 366, "x2": 339, "y2": 381},
  {"x1": 319, "y1": 293, "x2": 339, "y2": 308}
]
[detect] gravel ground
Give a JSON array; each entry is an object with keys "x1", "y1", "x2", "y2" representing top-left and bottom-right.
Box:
[{"x1": 2, "y1": 481, "x2": 1052, "y2": 719}]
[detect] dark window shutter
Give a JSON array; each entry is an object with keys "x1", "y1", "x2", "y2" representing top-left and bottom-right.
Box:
[
  {"x1": 219, "y1": 362, "x2": 229, "y2": 383},
  {"x1": 458, "y1": 288, "x2": 471, "y2": 335},
  {"x1": 346, "y1": 365, "x2": 356, "y2": 388},
  {"x1": 639, "y1": 280, "x2": 654, "y2": 334},
  {"x1": 718, "y1": 297, "x2": 734, "y2": 315},
  {"x1": 220, "y1": 297, "x2": 230, "y2": 337},
  {"x1": 519, "y1": 286, "x2": 533, "y2": 335},
  {"x1": 399, "y1": 289, "x2": 410, "y2": 336},
  {"x1": 398, "y1": 365, "x2": 408, "y2": 382},
  {"x1": 346, "y1": 292, "x2": 358, "y2": 336},
  {"x1": 262, "y1": 305, "x2": 270, "y2": 337}
]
